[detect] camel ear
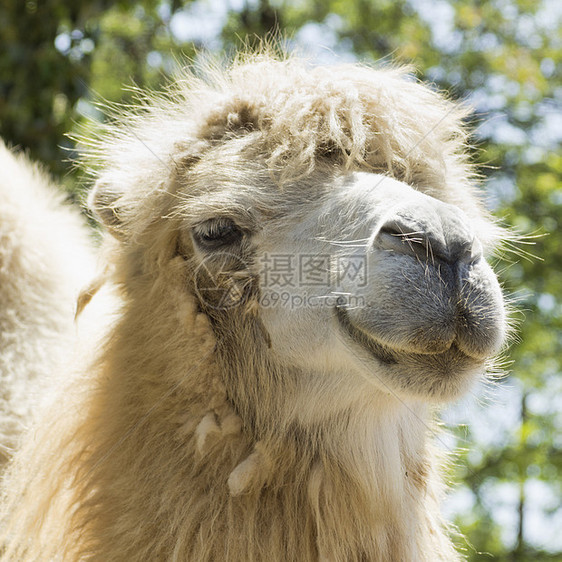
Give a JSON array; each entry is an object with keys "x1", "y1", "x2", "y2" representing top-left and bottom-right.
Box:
[{"x1": 88, "y1": 180, "x2": 127, "y2": 239}]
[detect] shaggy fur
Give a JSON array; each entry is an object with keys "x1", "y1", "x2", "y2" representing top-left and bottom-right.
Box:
[
  {"x1": 1, "y1": 52, "x2": 507, "y2": 561},
  {"x1": 0, "y1": 141, "x2": 93, "y2": 464}
]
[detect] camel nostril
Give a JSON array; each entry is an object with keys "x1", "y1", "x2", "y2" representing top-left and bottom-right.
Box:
[
  {"x1": 379, "y1": 224, "x2": 406, "y2": 238},
  {"x1": 375, "y1": 212, "x2": 481, "y2": 266},
  {"x1": 376, "y1": 219, "x2": 439, "y2": 260},
  {"x1": 376, "y1": 221, "x2": 429, "y2": 257}
]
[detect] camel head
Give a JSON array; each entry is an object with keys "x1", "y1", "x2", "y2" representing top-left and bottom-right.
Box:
[{"x1": 88, "y1": 55, "x2": 507, "y2": 432}]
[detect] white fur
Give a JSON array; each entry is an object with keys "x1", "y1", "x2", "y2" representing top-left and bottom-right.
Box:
[{"x1": 0, "y1": 141, "x2": 94, "y2": 462}]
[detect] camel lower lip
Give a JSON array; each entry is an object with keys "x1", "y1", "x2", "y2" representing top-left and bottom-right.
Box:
[
  {"x1": 335, "y1": 305, "x2": 397, "y2": 365},
  {"x1": 334, "y1": 305, "x2": 479, "y2": 367}
]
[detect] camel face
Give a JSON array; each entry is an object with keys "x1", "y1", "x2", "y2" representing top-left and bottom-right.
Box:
[
  {"x1": 83, "y1": 54, "x2": 510, "y2": 423},
  {"x1": 181, "y1": 146, "x2": 505, "y2": 405}
]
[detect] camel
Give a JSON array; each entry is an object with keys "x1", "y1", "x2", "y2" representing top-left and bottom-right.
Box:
[{"x1": 0, "y1": 53, "x2": 507, "y2": 561}]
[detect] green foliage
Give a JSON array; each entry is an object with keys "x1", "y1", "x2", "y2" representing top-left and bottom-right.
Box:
[
  {"x1": 0, "y1": 0, "x2": 90, "y2": 178},
  {"x1": 1, "y1": 1, "x2": 560, "y2": 559},
  {"x1": 0, "y1": 0, "x2": 191, "y2": 189}
]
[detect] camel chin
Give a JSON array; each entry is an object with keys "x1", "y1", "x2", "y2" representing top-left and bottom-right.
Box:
[{"x1": 335, "y1": 308, "x2": 501, "y2": 402}]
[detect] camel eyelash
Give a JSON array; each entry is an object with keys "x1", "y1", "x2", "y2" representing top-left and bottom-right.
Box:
[{"x1": 192, "y1": 217, "x2": 245, "y2": 248}]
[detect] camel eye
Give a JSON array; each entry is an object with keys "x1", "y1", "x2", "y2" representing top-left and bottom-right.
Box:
[{"x1": 192, "y1": 218, "x2": 244, "y2": 248}]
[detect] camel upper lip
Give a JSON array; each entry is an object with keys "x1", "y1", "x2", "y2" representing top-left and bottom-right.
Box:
[{"x1": 335, "y1": 304, "x2": 397, "y2": 365}]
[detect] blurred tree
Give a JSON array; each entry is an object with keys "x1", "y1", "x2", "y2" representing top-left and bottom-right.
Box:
[
  {"x1": 0, "y1": 0, "x2": 187, "y2": 188},
  {"x1": 0, "y1": 0, "x2": 91, "y2": 178},
  {"x1": 0, "y1": 0, "x2": 560, "y2": 559}
]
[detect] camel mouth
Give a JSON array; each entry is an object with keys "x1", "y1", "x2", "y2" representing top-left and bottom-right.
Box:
[
  {"x1": 334, "y1": 303, "x2": 482, "y2": 368},
  {"x1": 335, "y1": 304, "x2": 397, "y2": 365}
]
